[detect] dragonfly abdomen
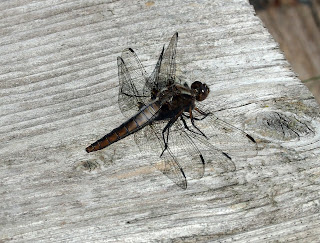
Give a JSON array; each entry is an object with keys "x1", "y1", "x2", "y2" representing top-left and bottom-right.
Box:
[{"x1": 86, "y1": 100, "x2": 161, "y2": 153}]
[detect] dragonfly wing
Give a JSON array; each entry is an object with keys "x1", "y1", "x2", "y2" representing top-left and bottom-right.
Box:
[
  {"x1": 180, "y1": 118, "x2": 236, "y2": 173},
  {"x1": 166, "y1": 120, "x2": 205, "y2": 179},
  {"x1": 159, "y1": 32, "x2": 178, "y2": 85},
  {"x1": 118, "y1": 48, "x2": 150, "y2": 118},
  {"x1": 134, "y1": 121, "x2": 187, "y2": 189},
  {"x1": 174, "y1": 119, "x2": 238, "y2": 177},
  {"x1": 143, "y1": 46, "x2": 164, "y2": 99},
  {"x1": 144, "y1": 32, "x2": 179, "y2": 99},
  {"x1": 190, "y1": 106, "x2": 258, "y2": 158}
]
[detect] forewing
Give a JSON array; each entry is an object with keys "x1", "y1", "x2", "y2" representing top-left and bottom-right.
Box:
[
  {"x1": 159, "y1": 32, "x2": 178, "y2": 85},
  {"x1": 181, "y1": 122, "x2": 236, "y2": 173},
  {"x1": 174, "y1": 120, "x2": 237, "y2": 176},
  {"x1": 118, "y1": 48, "x2": 149, "y2": 118},
  {"x1": 144, "y1": 32, "x2": 179, "y2": 98},
  {"x1": 134, "y1": 122, "x2": 187, "y2": 189},
  {"x1": 191, "y1": 108, "x2": 258, "y2": 158}
]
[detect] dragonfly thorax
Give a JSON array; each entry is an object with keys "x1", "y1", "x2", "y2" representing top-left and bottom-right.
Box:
[{"x1": 191, "y1": 81, "x2": 210, "y2": 101}]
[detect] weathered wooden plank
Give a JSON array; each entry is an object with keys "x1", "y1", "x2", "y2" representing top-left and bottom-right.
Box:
[{"x1": 1, "y1": 0, "x2": 320, "y2": 242}]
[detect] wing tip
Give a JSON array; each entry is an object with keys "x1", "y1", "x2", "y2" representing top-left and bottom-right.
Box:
[
  {"x1": 200, "y1": 154, "x2": 205, "y2": 165},
  {"x1": 246, "y1": 134, "x2": 257, "y2": 143},
  {"x1": 222, "y1": 152, "x2": 232, "y2": 160},
  {"x1": 117, "y1": 56, "x2": 123, "y2": 63},
  {"x1": 180, "y1": 168, "x2": 188, "y2": 189},
  {"x1": 180, "y1": 181, "x2": 187, "y2": 190}
]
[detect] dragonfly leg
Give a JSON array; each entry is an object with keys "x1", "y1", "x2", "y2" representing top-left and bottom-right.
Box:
[
  {"x1": 181, "y1": 115, "x2": 203, "y2": 137},
  {"x1": 160, "y1": 110, "x2": 184, "y2": 156},
  {"x1": 183, "y1": 107, "x2": 210, "y2": 121},
  {"x1": 193, "y1": 107, "x2": 210, "y2": 121},
  {"x1": 188, "y1": 108, "x2": 208, "y2": 139}
]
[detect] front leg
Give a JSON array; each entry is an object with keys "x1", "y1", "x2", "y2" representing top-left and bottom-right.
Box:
[
  {"x1": 182, "y1": 107, "x2": 210, "y2": 121},
  {"x1": 194, "y1": 107, "x2": 210, "y2": 120},
  {"x1": 188, "y1": 107, "x2": 208, "y2": 139}
]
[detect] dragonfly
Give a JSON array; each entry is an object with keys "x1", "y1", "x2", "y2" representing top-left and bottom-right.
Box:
[{"x1": 86, "y1": 32, "x2": 257, "y2": 189}]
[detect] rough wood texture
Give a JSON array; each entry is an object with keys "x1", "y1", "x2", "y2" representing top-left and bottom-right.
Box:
[{"x1": 1, "y1": 0, "x2": 320, "y2": 242}]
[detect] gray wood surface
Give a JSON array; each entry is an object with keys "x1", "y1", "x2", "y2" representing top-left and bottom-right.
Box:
[{"x1": 1, "y1": 0, "x2": 320, "y2": 242}]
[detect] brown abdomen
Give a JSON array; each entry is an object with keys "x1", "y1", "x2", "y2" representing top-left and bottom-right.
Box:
[{"x1": 86, "y1": 101, "x2": 160, "y2": 153}]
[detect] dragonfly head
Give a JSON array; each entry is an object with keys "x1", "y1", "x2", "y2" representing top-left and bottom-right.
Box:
[{"x1": 191, "y1": 81, "x2": 210, "y2": 101}]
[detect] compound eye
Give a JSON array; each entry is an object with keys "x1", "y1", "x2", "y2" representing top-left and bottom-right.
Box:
[
  {"x1": 197, "y1": 86, "x2": 209, "y2": 101},
  {"x1": 191, "y1": 81, "x2": 210, "y2": 101}
]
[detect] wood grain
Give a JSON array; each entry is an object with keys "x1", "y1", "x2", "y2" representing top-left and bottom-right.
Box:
[{"x1": 1, "y1": 0, "x2": 320, "y2": 242}]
